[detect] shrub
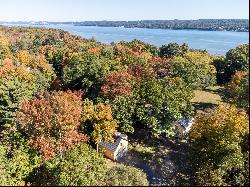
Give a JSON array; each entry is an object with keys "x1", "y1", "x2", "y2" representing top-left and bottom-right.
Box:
[
  {"x1": 16, "y1": 90, "x2": 88, "y2": 160},
  {"x1": 105, "y1": 165, "x2": 149, "y2": 186},
  {"x1": 189, "y1": 105, "x2": 249, "y2": 186}
]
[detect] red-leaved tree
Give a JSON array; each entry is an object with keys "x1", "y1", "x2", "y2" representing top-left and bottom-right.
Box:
[
  {"x1": 16, "y1": 90, "x2": 88, "y2": 160},
  {"x1": 101, "y1": 69, "x2": 134, "y2": 99}
]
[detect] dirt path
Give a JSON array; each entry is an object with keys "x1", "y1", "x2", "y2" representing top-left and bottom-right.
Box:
[{"x1": 118, "y1": 151, "x2": 160, "y2": 183}]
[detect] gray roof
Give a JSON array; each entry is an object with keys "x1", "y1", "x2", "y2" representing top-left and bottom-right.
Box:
[{"x1": 99, "y1": 133, "x2": 127, "y2": 152}]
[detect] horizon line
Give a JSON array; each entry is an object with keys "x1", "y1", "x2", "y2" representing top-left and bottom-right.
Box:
[{"x1": 0, "y1": 18, "x2": 249, "y2": 23}]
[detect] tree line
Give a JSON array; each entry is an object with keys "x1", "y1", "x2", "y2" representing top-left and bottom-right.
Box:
[{"x1": 71, "y1": 19, "x2": 249, "y2": 32}]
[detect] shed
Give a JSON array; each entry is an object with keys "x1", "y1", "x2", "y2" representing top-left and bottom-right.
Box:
[{"x1": 99, "y1": 132, "x2": 128, "y2": 161}]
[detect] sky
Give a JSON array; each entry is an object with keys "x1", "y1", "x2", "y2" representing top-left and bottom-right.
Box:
[{"x1": 0, "y1": 0, "x2": 249, "y2": 22}]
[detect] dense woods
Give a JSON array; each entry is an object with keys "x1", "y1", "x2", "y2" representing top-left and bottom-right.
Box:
[{"x1": 0, "y1": 25, "x2": 249, "y2": 186}]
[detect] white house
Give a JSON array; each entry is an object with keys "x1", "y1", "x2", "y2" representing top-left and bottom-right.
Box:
[{"x1": 99, "y1": 133, "x2": 128, "y2": 161}]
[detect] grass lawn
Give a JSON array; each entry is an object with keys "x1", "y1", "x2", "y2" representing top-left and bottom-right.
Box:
[{"x1": 191, "y1": 86, "x2": 226, "y2": 111}]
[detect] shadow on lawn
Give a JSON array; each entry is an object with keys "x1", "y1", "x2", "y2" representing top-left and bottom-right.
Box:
[
  {"x1": 192, "y1": 102, "x2": 218, "y2": 111},
  {"x1": 158, "y1": 138, "x2": 194, "y2": 186},
  {"x1": 203, "y1": 87, "x2": 228, "y2": 102},
  {"x1": 122, "y1": 128, "x2": 194, "y2": 186}
]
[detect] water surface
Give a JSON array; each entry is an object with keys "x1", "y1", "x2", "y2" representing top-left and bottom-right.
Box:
[{"x1": 2, "y1": 23, "x2": 249, "y2": 55}]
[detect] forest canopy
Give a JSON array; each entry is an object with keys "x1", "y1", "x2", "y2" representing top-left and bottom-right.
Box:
[{"x1": 0, "y1": 25, "x2": 249, "y2": 186}]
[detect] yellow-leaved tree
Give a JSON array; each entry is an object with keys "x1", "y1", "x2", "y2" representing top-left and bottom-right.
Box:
[
  {"x1": 189, "y1": 105, "x2": 249, "y2": 186},
  {"x1": 81, "y1": 99, "x2": 118, "y2": 152}
]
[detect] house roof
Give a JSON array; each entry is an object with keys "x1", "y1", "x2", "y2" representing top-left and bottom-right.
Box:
[{"x1": 99, "y1": 133, "x2": 128, "y2": 152}]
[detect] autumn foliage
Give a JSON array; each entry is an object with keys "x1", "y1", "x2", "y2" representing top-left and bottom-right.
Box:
[
  {"x1": 0, "y1": 26, "x2": 248, "y2": 186},
  {"x1": 101, "y1": 69, "x2": 134, "y2": 99},
  {"x1": 190, "y1": 105, "x2": 249, "y2": 186},
  {"x1": 225, "y1": 71, "x2": 249, "y2": 109},
  {"x1": 149, "y1": 57, "x2": 170, "y2": 78},
  {"x1": 87, "y1": 47, "x2": 101, "y2": 54},
  {"x1": 0, "y1": 34, "x2": 13, "y2": 60},
  {"x1": 81, "y1": 100, "x2": 118, "y2": 146},
  {"x1": 0, "y1": 59, "x2": 36, "y2": 124},
  {"x1": 16, "y1": 91, "x2": 88, "y2": 160}
]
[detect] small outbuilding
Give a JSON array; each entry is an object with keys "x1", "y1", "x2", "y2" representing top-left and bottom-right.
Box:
[{"x1": 99, "y1": 132, "x2": 128, "y2": 161}]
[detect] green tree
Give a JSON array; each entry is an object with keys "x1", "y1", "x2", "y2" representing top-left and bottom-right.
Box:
[
  {"x1": 212, "y1": 55, "x2": 226, "y2": 85},
  {"x1": 0, "y1": 59, "x2": 37, "y2": 125},
  {"x1": 30, "y1": 144, "x2": 108, "y2": 186},
  {"x1": 215, "y1": 44, "x2": 249, "y2": 84},
  {"x1": 159, "y1": 43, "x2": 189, "y2": 58},
  {"x1": 105, "y1": 165, "x2": 149, "y2": 186},
  {"x1": 62, "y1": 52, "x2": 122, "y2": 99},
  {"x1": 110, "y1": 95, "x2": 137, "y2": 134},
  {"x1": 135, "y1": 77, "x2": 194, "y2": 137},
  {"x1": 170, "y1": 51, "x2": 216, "y2": 89},
  {"x1": 0, "y1": 124, "x2": 41, "y2": 186}
]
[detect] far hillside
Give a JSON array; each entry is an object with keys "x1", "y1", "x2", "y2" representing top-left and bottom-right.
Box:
[{"x1": 72, "y1": 19, "x2": 249, "y2": 32}]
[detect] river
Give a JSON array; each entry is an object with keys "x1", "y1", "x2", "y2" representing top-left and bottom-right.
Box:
[{"x1": 1, "y1": 23, "x2": 249, "y2": 55}]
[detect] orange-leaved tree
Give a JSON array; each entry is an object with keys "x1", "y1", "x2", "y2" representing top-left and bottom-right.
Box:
[
  {"x1": 16, "y1": 90, "x2": 88, "y2": 160},
  {"x1": 101, "y1": 69, "x2": 134, "y2": 99},
  {"x1": 225, "y1": 71, "x2": 249, "y2": 110}
]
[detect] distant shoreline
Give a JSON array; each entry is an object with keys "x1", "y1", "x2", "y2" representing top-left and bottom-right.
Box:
[
  {"x1": 1, "y1": 23, "x2": 249, "y2": 33},
  {"x1": 72, "y1": 25, "x2": 249, "y2": 33},
  {"x1": 1, "y1": 19, "x2": 249, "y2": 32}
]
